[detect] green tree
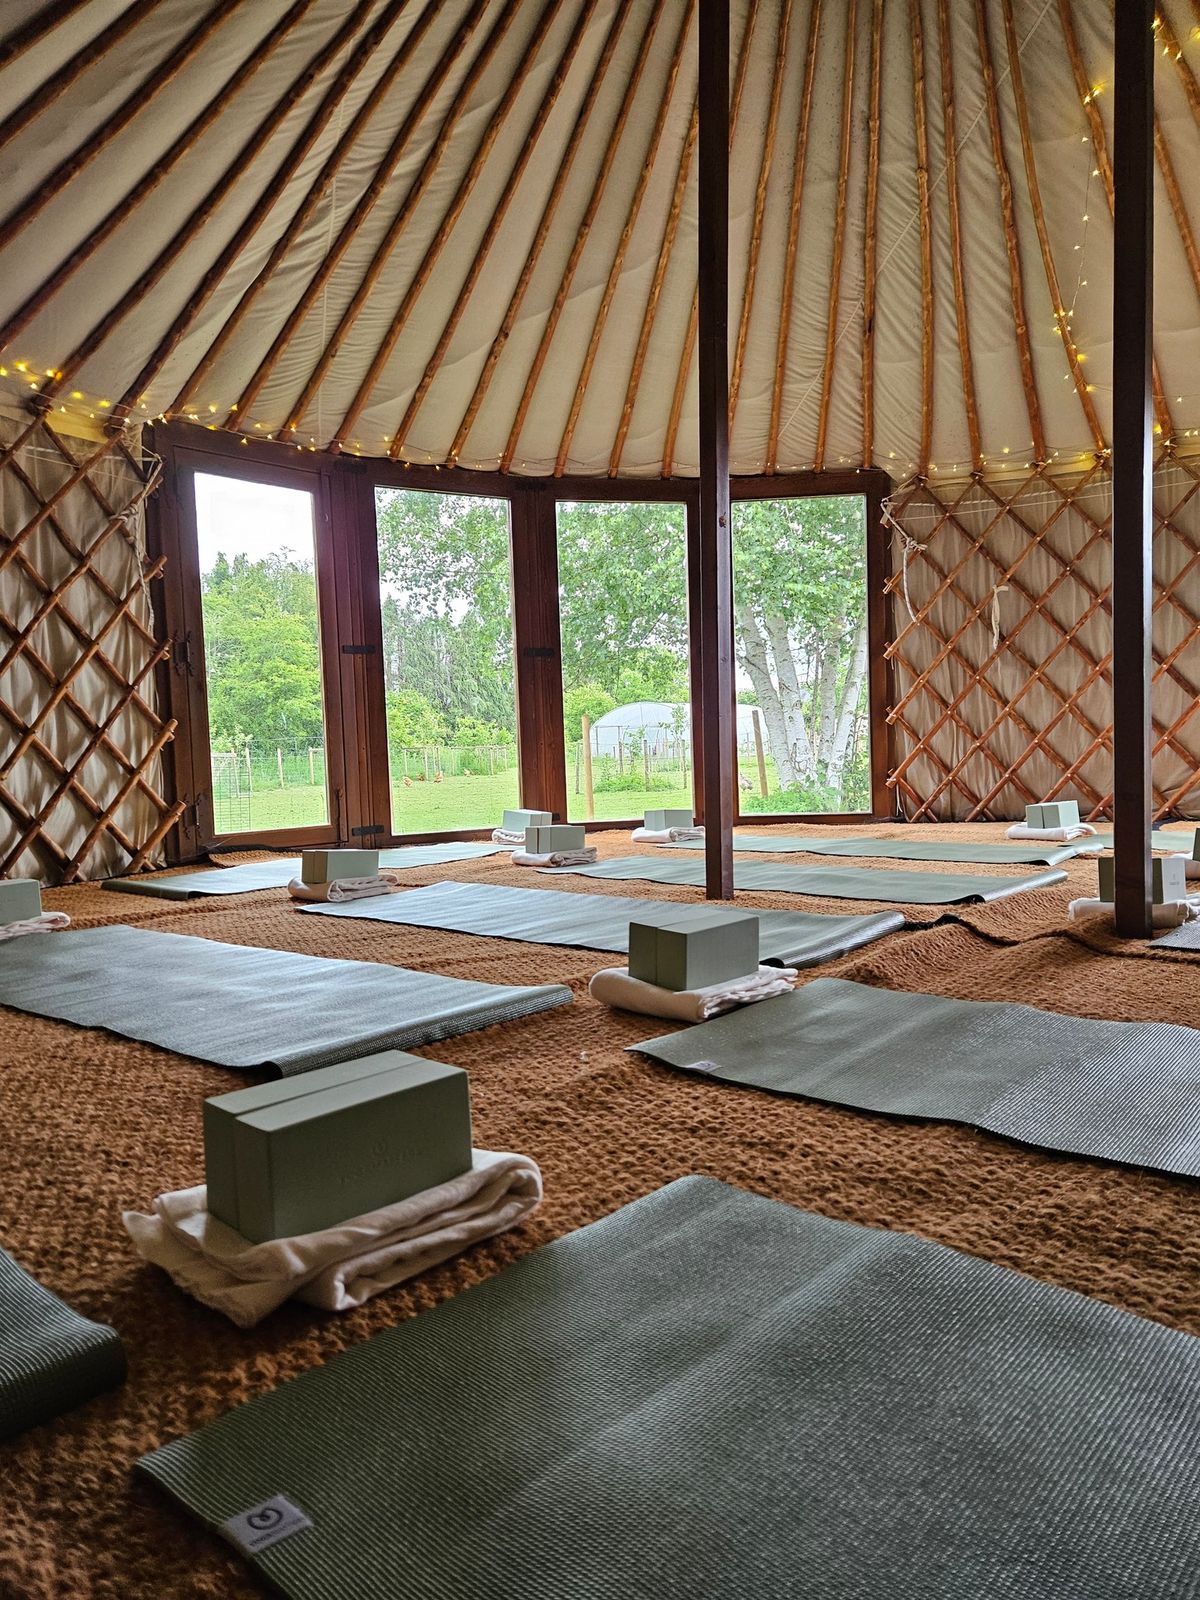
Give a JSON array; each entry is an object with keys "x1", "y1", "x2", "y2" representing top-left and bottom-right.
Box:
[
  {"x1": 201, "y1": 552, "x2": 324, "y2": 749},
  {"x1": 386, "y1": 689, "x2": 447, "y2": 748},
  {"x1": 563, "y1": 685, "x2": 616, "y2": 741}
]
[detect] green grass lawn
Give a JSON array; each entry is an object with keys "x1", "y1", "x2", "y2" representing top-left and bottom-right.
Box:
[{"x1": 209, "y1": 756, "x2": 855, "y2": 837}]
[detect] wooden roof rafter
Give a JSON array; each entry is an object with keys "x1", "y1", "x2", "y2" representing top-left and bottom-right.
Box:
[
  {"x1": 861, "y1": 0, "x2": 885, "y2": 467},
  {"x1": 813, "y1": 0, "x2": 859, "y2": 473},
  {"x1": 728, "y1": 0, "x2": 795, "y2": 441},
  {"x1": 661, "y1": 0, "x2": 763, "y2": 477},
  {"x1": 328, "y1": 0, "x2": 584, "y2": 454},
  {"x1": 34, "y1": 0, "x2": 337, "y2": 408},
  {"x1": 221, "y1": 0, "x2": 502, "y2": 432},
  {"x1": 936, "y1": 0, "x2": 983, "y2": 474},
  {"x1": 114, "y1": 0, "x2": 418, "y2": 425},
  {"x1": 551, "y1": 0, "x2": 696, "y2": 476}
]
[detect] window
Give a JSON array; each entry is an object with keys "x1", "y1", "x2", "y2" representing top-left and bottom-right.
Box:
[
  {"x1": 373, "y1": 488, "x2": 519, "y2": 832},
  {"x1": 731, "y1": 495, "x2": 872, "y2": 815},
  {"x1": 556, "y1": 500, "x2": 693, "y2": 822},
  {"x1": 193, "y1": 471, "x2": 332, "y2": 835}
]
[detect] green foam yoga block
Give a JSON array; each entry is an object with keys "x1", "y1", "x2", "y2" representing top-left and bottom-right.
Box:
[
  {"x1": 525, "y1": 824, "x2": 585, "y2": 854},
  {"x1": 0, "y1": 879, "x2": 41, "y2": 924},
  {"x1": 300, "y1": 849, "x2": 379, "y2": 886},
  {"x1": 644, "y1": 809, "x2": 695, "y2": 831},
  {"x1": 628, "y1": 906, "x2": 760, "y2": 992},
  {"x1": 1097, "y1": 854, "x2": 1188, "y2": 905},
  {"x1": 503, "y1": 810, "x2": 552, "y2": 832},
  {"x1": 204, "y1": 1051, "x2": 472, "y2": 1243},
  {"x1": 1026, "y1": 802, "x2": 1081, "y2": 829}
]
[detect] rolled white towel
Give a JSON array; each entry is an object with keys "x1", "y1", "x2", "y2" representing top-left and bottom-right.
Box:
[
  {"x1": 1007, "y1": 822, "x2": 1098, "y2": 842},
  {"x1": 631, "y1": 826, "x2": 706, "y2": 843},
  {"x1": 512, "y1": 848, "x2": 598, "y2": 867},
  {"x1": 287, "y1": 874, "x2": 399, "y2": 903},
  {"x1": 122, "y1": 1150, "x2": 543, "y2": 1329},
  {"x1": 589, "y1": 963, "x2": 798, "y2": 1023},
  {"x1": 1067, "y1": 896, "x2": 1200, "y2": 929},
  {"x1": 0, "y1": 911, "x2": 70, "y2": 942},
  {"x1": 490, "y1": 828, "x2": 526, "y2": 845}
]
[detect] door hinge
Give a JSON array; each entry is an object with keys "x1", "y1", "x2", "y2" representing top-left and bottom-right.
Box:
[
  {"x1": 522, "y1": 646, "x2": 555, "y2": 659},
  {"x1": 341, "y1": 643, "x2": 376, "y2": 655},
  {"x1": 350, "y1": 823, "x2": 385, "y2": 837}
]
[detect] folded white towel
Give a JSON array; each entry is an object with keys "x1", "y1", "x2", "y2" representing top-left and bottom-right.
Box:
[
  {"x1": 1007, "y1": 822, "x2": 1098, "y2": 842},
  {"x1": 0, "y1": 911, "x2": 70, "y2": 942},
  {"x1": 512, "y1": 848, "x2": 598, "y2": 867},
  {"x1": 490, "y1": 828, "x2": 526, "y2": 845},
  {"x1": 589, "y1": 963, "x2": 798, "y2": 1022},
  {"x1": 1170, "y1": 853, "x2": 1200, "y2": 881},
  {"x1": 287, "y1": 874, "x2": 399, "y2": 903},
  {"x1": 1067, "y1": 896, "x2": 1200, "y2": 929},
  {"x1": 122, "y1": 1150, "x2": 543, "y2": 1329},
  {"x1": 631, "y1": 826, "x2": 706, "y2": 843}
]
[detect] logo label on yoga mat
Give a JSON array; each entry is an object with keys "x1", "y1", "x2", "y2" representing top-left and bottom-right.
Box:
[{"x1": 221, "y1": 1495, "x2": 312, "y2": 1555}]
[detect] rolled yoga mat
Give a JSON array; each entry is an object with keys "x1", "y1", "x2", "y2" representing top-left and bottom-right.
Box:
[
  {"x1": 634, "y1": 976, "x2": 1200, "y2": 1178},
  {"x1": 543, "y1": 854, "x2": 1067, "y2": 904},
  {"x1": 138, "y1": 1175, "x2": 1200, "y2": 1600},
  {"x1": 101, "y1": 842, "x2": 509, "y2": 899},
  {"x1": 297, "y1": 880, "x2": 905, "y2": 966},
  {"x1": 0, "y1": 1247, "x2": 126, "y2": 1440},
  {"x1": 658, "y1": 832, "x2": 1099, "y2": 865},
  {"x1": 1089, "y1": 829, "x2": 1197, "y2": 853},
  {"x1": 0, "y1": 926, "x2": 571, "y2": 1075}
]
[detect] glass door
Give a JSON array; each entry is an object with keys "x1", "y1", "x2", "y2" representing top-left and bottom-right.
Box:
[
  {"x1": 731, "y1": 494, "x2": 872, "y2": 816},
  {"x1": 189, "y1": 467, "x2": 341, "y2": 841},
  {"x1": 555, "y1": 500, "x2": 693, "y2": 823}
]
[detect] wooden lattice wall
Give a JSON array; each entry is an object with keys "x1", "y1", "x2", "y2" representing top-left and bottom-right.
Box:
[
  {"x1": 0, "y1": 412, "x2": 181, "y2": 883},
  {"x1": 884, "y1": 452, "x2": 1200, "y2": 821}
]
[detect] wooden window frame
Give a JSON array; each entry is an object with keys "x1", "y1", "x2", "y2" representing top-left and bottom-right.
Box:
[{"x1": 149, "y1": 423, "x2": 892, "y2": 855}]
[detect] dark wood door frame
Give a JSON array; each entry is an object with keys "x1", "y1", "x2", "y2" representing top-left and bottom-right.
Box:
[{"x1": 149, "y1": 421, "x2": 895, "y2": 856}]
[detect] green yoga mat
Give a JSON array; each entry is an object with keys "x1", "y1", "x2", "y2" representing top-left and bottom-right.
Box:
[
  {"x1": 544, "y1": 855, "x2": 1067, "y2": 904},
  {"x1": 139, "y1": 1176, "x2": 1200, "y2": 1600},
  {"x1": 0, "y1": 1247, "x2": 126, "y2": 1439},
  {"x1": 297, "y1": 880, "x2": 905, "y2": 966},
  {"x1": 102, "y1": 842, "x2": 509, "y2": 899},
  {"x1": 659, "y1": 832, "x2": 1099, "y2": 865},
  {"x1": 1090, "y1": 829, "x2": 1197, "y2": 853},
  {"x1": 0, "y1": 926, "x2": 571, "y2": 1075},
  {"x1": 635, "y1": 976, "x2": 1200, "y2": 1178}
]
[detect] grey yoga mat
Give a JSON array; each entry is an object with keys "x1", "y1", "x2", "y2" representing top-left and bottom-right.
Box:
[
  {"x1": 0, "y1": 1247, "x2": 126, "y2": 1440},
  {"x1": 1090, "y1": 828, "x2": 1197, "y2": 853},
  {"x1": 101, "y1": 842, "x2": 508, "y2": 899},
  {"x1": 138, "y1": 1175, "x2": 1200, "y2": 1600},
  {"x1": 0, "y1": 926, "x2": 571, "y2": 1075},
  {"x1": 635, "y1": 976, "x2": 1200, "y2": 1178},
  {"x1": 544, "y1": 854, "x2": 1067, "y2": 904},
  {"x1": 297, "y1": 880, "x2": 905, "y2": 966},
  {"x1": 659, "y1": 832, "x2": 1098, "y2": 865}
]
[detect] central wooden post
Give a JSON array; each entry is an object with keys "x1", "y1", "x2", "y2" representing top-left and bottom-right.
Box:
[
  {"x1": 697, "y1": 0, "x2": 735, "y2": 899},
  {"x1": 1111, "y1": 0, "x2": 1155, "y2": 938}
]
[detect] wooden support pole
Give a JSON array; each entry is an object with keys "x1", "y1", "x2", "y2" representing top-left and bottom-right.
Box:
[
  {"x1": 698, "y1": 0, "x2": 735, "y2": 900},
  {"x1": 1112, "y1": 0, "x2": 1155, "y2": 938}
]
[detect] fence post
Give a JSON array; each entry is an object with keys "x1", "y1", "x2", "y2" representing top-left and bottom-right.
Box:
[
  {"x1": 308, "y1": 747, "x2": 316, "y2": 785},
  {"x1": 581, "y1": 714, "x2": 595, "y2": 818},
  {"x1": 277, "y1": 747, "x2": 285, "y2": 788},
  {"x1": 245, "y1": 746, "x2": 253, "y2": 794},
  {"x1": 574, "y1": 742, "x2": 581, "y2": 795},
  {"x1": 752, "y1": 709, "x2": 769, "y2": 798},
  {"x1": 643, "y1": 743, "x2": 650, "y2": 788},
  {"x1": 489, "y1": 745, "x2": 495, "y2": 775}
]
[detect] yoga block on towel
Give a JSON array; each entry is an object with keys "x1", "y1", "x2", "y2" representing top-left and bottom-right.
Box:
[
  {"x1": 628, "y1": 907, "x2": 759, "y2": 992},
  {"x1": 525, "y1": 824, "x2": 585, "y2": 854},
  {"x1": 0, "y1": 879, "x2": 41, "y2": 924},
  {"x1": 503, "y1": 810, "x2": 552, "y2": 833},
  {"x1": 644, "y1": 809, "x2": 694, "y2": 831},
  {"x1": 204, "y1": 1051, "x2": 472, "y2": 1243},
  {"x1": 1097, "y1": 854, "x2": 1188, "y2": 905},
  {"x1": 1026, "y1": 802, "x2": 1080, "y2": 829},
  {"x1": 300, "y1": 849, "x2": 379, "y2": 886}
]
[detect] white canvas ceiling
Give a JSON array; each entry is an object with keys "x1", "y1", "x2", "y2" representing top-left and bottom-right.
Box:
[{"x1": 1, "y1": 0, "x2": 1198, "y2": 479}]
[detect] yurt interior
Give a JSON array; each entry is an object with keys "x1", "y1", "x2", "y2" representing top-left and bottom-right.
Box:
[{"x1": 2, "y1": 1, "x2": 1200, "y2": 1595}]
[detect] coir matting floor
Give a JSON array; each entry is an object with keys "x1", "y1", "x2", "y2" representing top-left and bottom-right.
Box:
[{"x1": 1, "y1": 823, "x2": 1198, "y2": 1597}]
